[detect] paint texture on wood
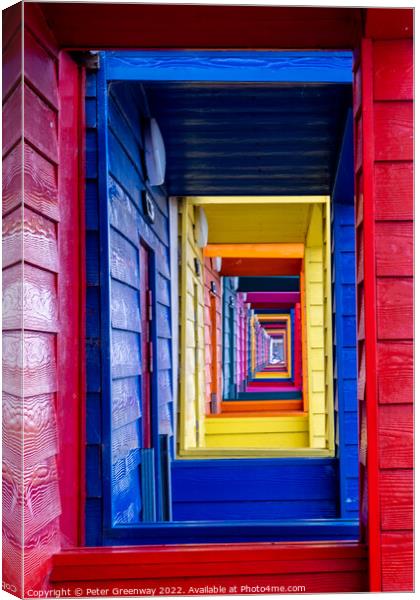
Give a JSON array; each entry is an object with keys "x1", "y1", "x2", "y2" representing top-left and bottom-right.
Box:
[
  {"x1": 50, "y1": 540, "x2": 367, "y2": 594},
  {"x1": 2, "y1": 3, "x2": 65, "y2": 595}
]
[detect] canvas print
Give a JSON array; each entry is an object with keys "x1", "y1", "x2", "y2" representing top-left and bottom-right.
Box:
[{"x1": 2, "y1": 1, "x2": 414, "y2": 597}]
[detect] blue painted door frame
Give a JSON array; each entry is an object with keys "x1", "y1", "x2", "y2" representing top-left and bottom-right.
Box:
[{"x1": 85, "y1": 50, "x2": 358, "y2": 546}]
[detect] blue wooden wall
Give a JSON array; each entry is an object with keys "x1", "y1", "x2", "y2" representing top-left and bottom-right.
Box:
[
  {"x1": 331, "y1": 111, "x2": 358, "y2": 518},
  {"x1": 331, "y1": 201, "x2": 358, "y2": 519},
  {"x1": 85, "y1": 70, "x2": 103, "y2": 545},
  {"x1": 85, "y1": 71, "x2": 173, "y2": 543},
  {"x1": 171, "y1": 458, "x2": 339, "y2": 521}
]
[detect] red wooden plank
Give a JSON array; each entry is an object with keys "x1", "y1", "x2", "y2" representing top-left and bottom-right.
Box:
[
  {"x1": 373, "y1": 102, "x2": 413, "y2": 162},
  {"x1": 51, "y1": 557, "x2": 368, "y2": 582},
  {"x1": 24, "y1": 143, "x2": 59, "y2": 221},
  {"x1": 3, "y1": 392, "x2": 58, "y2": 468},
  {"x1": 380, "y1": 532, "x2": 413, "y2": 592},
  {"x1": 3, "y1": 331, "x2": 57, "y2": 397},
  {"x1": 2, "y1": 83, "x2": 22, "y2": 157},
  {"x1": 373, "y1": 41, "x2": 413, "y2": 101},
  {"x1": 52, "y1": 571, "x2": 367, "y2": 595},
  {"x1": 57, "y1": 51, "x2": 84, "y2": 547},
  {"x1": 52, "y1": 542, "x2": 367, "y2": 567},
  {"x1": 375, "y1": 222, "x2": 413, "y2": 277},
  {"x1": 3, "y1": 457, "x2": 61, "y2": 542},
  {"x1": 3, "y1": 262, "x2": 58, "y2": 332},
  {"x1": 3, "y1": 3, "x2": 21, "y2": 50},
  {"x1": 3, "y1": 206, "x2": 23, "y2": 267},
  {"x1": 378, "y1": 404, "x2": 413, "y2": 470},
  {"x1": 2, "y1": 142, "x2": 22, "y2": 216},
  {"x1": 24, "y1": 207, "x2": 59, "y2": 271},
  {"x1": 379, "y1": 470, "x2": 413, "y2": 531},
  {"x1": 40, "y1": 5, "x2": 361, "y2": 50},
  {"x1": 24, "y1": 29, "x2": 59, "y2": 108},
  {"x1": 374, "y1": 162, "x2": 413, "y2": 221},
  {"x1": 376, "y1": 278, "x2": 413, "y2": 341},
  {"x1": 365, "y1": 8, "x2": 413, "y2": 40},
  {"x1": 377, "y1": 342, "x2": 413, "y2": 405},
  {"x1": 24, "y1": 2, "x2": 59, "y2": 58},
  {"x1": 2, "y1": 25, "x2": 22, "y2": 101},
  {"x1": 360, "y1": 39, "x2": 381, "y2": 591},
  {"x1": 24, "y1": 83, "x2": 58, "y2": 164}
]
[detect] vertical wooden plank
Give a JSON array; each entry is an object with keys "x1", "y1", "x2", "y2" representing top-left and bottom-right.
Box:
[
  {"x1": 360, "y1": 39, "x2": 381, "y2": 591},
  {"x1": 57, "y1": 51, "x2": 85, "y2": 547}
]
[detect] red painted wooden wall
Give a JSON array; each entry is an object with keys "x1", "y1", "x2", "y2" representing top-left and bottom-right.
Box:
[
  {"x1": 3, "y1": 3, "x2": 84, "y2": 594},
  {"x1": 355, "y1": 10, "x2": 413, "y2": 592}
]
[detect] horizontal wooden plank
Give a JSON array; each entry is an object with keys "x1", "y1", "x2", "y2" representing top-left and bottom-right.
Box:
[
  {"x1": 380, "y1": 469, "x2": 413, "y2": 531},
  {"x1": 374, "y1": 162, "x2": 413, "y2": 221},
  {"x1": 381, "y1": 531, "x2": 413, "y2": 592},
  {"x1": 40, "y1": 4, "x2": 362, "y2": 49},
  {"x1": 51, "y1": 555, "x2": 366, "y2": 583},
  {"x1": 173, "y1": 500, "x2": 337, "y2": 521},
  {"x1": 377, "y1": 341, "x2": 413, "y2": 404},
  {"x1": 2, "y1": 142, "x2": 22, "y2": 215},
  {"x1": 3, "y1": 2, "x2": 21, "y2": 51},
  {"x1": 173, "y1": 463, "x2": 335, "y2": 502},
  {"x1": 23, "y1": 207, "x2": 59, "y2": 272},
  {"x1": 3, "y1": 392, "x2": 58, "y2": 468},
  {"x1": 373, "y1": 40, "x2": 413, "y2": 101},
  {"x1": 378, "y1": 404, "x2": 413, "y2": 469},
  {"x1": 24, "y1": 29, "x2": 58, "y2": 108},
  {"x1": 376, "y1": 278, "x2": 413, "y2": 340},
  {"x1": 25, "y1": 141, "x2": 59, "y2": 219},
  {"x1": 52, "y1": 540, "x2": 367, "y2": 568},
  {"x1": 24, "y1": 83, "x2": 58, "y2": 164},
  {"x1": 24, "y1": 3, "x2": 59, "y2": 58},
  {"x1": 365, "y1": 8, "x2": 413, "y2": 39},
  {"x1": 373, "y1": 101, "x2": 413, "y2": 162},
  {"x1": 2, "y1": 83, "x2": 22, "y2": 157},
  {"x1": 2, "y1": 25, "x2": 21, "y2": 101},
  {"x1": 3, "y1": 331, "x2": 57, "y2": 397},
  {"x1": 375, "y1": 222, "x2": 413, "y2": 277},
  {"x1": 3, "y1": 262, "x2": 58, "y2": 332}
]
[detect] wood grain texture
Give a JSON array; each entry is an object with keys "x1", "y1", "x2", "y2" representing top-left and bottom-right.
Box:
[
  {"x1": 380, "y1": 532, "x2": 413, "y2": 592},
  {"x1": 378, "y1": 405, "x2": 413, "y2": 470},
  {"x1": 3, "y1": 392, "x2": 58, "y2": 468},
  {"x1": 373, "y1": 40, "x2": 413, "y2": 101},
  {"x1": 2, "y1": 142, "x2": 23, "y2": 216},
  {"x1": 2, "y1": 25, "x2": 21, "y2": 102},
  {"x1": 24, "y1": 29, "x2": 59, "y2": 108},
  {"x1": 3, "y1": 83, "x2": 22, "y2": 157},
  {"x1": 24, "y1": 82, "x2": 58, "y2": 164},
  {"x1": 375, "y1": 222, "x2": 413, "y2": 277},
  {"x1": 24, "y1": 143, "x2": 59, "y2": 221},
  {"x1": 374, "y1": 162, "x2": 413, "y2": 221},
  {"x1": 3, "y1": 262, "x2": 58, "y2": 332},
  {"x1": 376, "y1": 278, "x2": 413, "y2": 341},
  {"x1": 377, "y1": 342, "x2": 413, "y2": 405},
  {"x1": 379, "y1": 470, "x2": 413, "y2": 531},
  {"x1": 3, "y1": 331, "x2": 57, "y2": 397},
  {"x1": 373, "y1": 102, "x2": 413, "y2": 162}
]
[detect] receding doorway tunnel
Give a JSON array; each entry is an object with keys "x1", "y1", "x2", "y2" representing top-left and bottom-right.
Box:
[{"x1": 85, "y1": 50, "x2": 359, "y2": 544}]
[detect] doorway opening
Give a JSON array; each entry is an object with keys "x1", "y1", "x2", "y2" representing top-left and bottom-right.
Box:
[{"x1": 85, "y1": 49, "x2": 358, "y2": 545}]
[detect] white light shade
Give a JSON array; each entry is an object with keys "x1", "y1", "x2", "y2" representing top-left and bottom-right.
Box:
[
  {"x1": 144, "y1": 118, "x2": 166, "y2": 186},
  {"x1": 195, "y1": 207, "x2": 208, "y2": 248},
  {"x1": 231, "y1": 277, "x2": 239, "y2": 291},
  {"x1": 212, "y1": 256, "x2": 222, "y2": 272}
]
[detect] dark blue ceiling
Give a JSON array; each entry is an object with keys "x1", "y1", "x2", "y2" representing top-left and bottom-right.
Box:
[{"x1": 143, "y1": 82, "x2": 352, "y2": 196}]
